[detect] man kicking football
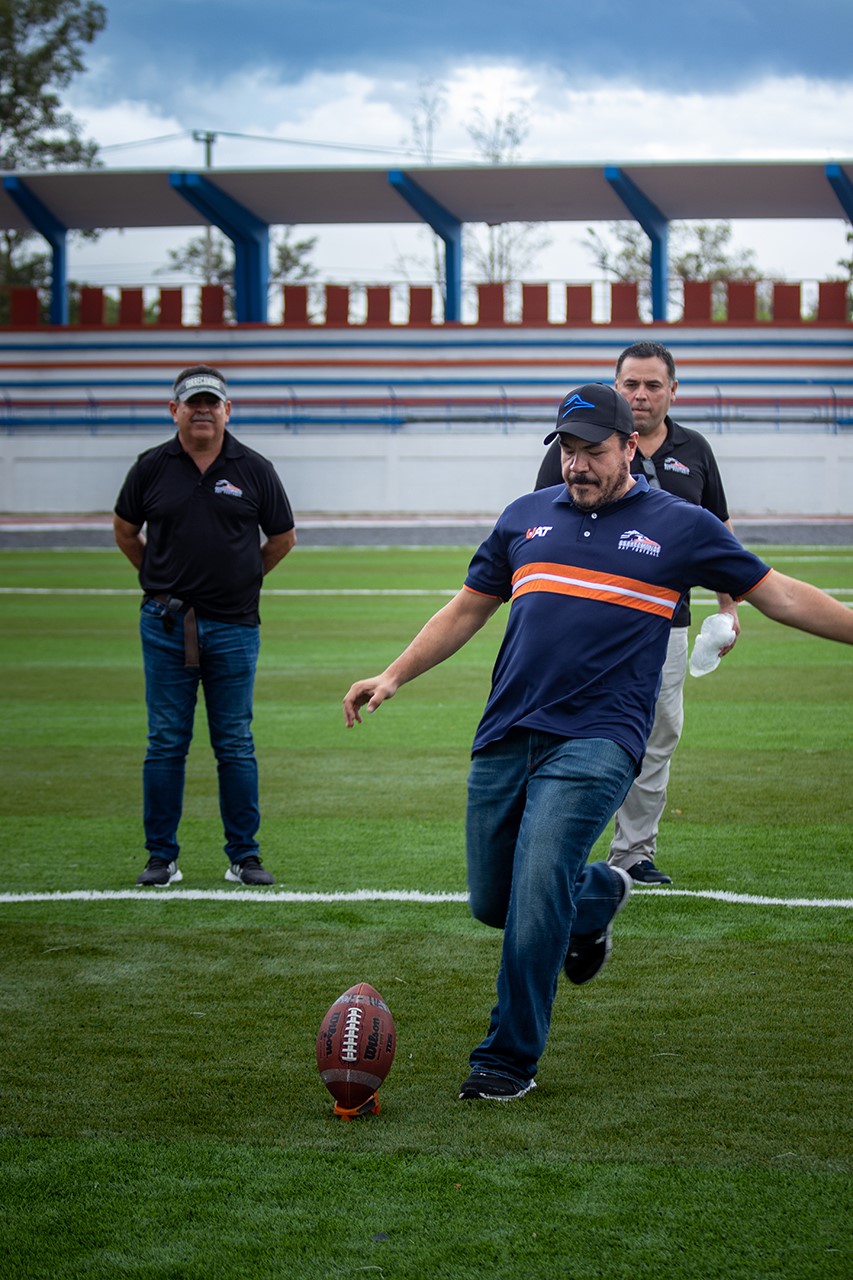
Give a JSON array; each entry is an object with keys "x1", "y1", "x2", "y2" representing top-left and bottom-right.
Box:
[{"x1": 343, "y1": 383, "x2": 853, "y2": 1101}]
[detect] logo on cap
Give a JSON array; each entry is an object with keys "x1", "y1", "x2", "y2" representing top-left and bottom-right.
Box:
[
  {"x1": 558, "y1": 393, "x2": 597, "y2": 423},
  {"x1": 174, "y1": 373, "x2": 228, "y2": 402}
]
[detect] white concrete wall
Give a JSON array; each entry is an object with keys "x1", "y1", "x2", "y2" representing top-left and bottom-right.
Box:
[{"x1": 1, "y1": 427, "x2": 851, "y2": 517}]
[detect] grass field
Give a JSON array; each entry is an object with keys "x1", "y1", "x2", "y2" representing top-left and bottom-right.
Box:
[{"x1": 1, "y1": 542, "x2": 852, "y2": 1279}]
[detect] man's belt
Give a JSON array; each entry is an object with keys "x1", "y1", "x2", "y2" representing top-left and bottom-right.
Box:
[{"x1": 146, "y1": 594, "x2": 200, "y2": 669}]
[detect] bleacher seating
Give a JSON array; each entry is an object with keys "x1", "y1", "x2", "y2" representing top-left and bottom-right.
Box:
[{"x1": 0, "y1": 278, "x2": 850, "y2": 434}]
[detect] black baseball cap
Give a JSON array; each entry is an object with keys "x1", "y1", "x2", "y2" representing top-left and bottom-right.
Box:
[
  {"x1": 173, "y1": 371, "x2": 228, "y2": 403},
  {"x1": 543, "y1": 383, "x2": 635, "y2": 444}
]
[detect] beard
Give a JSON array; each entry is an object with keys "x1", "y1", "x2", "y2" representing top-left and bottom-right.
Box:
[{"x1": 565, "y1": 455, "x2": 632, "y2": 512}]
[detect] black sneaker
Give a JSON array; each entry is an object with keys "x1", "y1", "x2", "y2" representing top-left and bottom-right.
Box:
[
  {"x1": 628, "y1": 859, "x2": 673, "y2": 885},
  {"x1": 564, "y1": 865, "x2": 632, "y2": 985},
  {"x1": 225, "y1": 856, "x2": 275, "y2": 886},
  {"x1": 136, "y1": 857, "x2": 182, "y2": 887},
  {"x1": 459, "y1": 1072, "x2": 537, "y2": 1101}
]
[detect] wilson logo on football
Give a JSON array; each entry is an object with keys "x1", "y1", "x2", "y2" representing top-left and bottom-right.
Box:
[
  {"x1": 618, "y1": 528, "x2": 662, "y2": 557},
  {"x1": 526, "y1": 525, "x2": 553, "y2": 540}
]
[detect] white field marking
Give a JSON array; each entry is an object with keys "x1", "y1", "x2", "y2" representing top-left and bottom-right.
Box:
[
  {"x1": 0, "y1": 586, "x2": 459, "y2": 597},
  {"x1": 4, "y1": 548, "x2": 853, "y2": 565},
  {"x1": 0, "y1": 889, "x2": 468, "y2": 905},
  {"x1": 2, "y1": 586, "x2": 853, "y2": 601},
  {"x1": 0, "y1": 887, "x2": 851, "y2": 908}
]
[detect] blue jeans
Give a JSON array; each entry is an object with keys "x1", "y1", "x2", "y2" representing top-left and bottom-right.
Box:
[
  {"x1": 140, "y1": 599, "x2": 261, "y2": 864},
  {"x1": 465, "y1": 730, "x2": 636, "y2": 1082}
]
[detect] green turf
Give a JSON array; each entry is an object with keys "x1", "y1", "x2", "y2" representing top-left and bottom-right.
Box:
[{"x1": 0, "y1": 544, "x2": 851, "y2": 1279}]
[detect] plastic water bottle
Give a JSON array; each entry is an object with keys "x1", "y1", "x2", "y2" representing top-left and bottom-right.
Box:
[{"x1": 689, "y1": 613, "x2": 736, "y2": 677}]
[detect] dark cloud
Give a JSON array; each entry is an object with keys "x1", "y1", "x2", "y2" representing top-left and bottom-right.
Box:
[{"x1": 88, "y1": 0, "x2": 853, "y2": 108}]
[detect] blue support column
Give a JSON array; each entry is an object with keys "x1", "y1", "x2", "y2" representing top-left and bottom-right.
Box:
[
  {"x1": 168, "y1": 172, "x2": 269, "y2": 323},
  {"x1": 387, "y1": 171, "x2": 462, "y2": 322},
  {"x1": 826, "y1": 163, "x2": 853, "y2": 221},
  {"x1": 3, "y1": 176, "x2": 69, "y2": 325},
  {"x1": 604, "y1": 166, "x2": 670, "y2": 323}
]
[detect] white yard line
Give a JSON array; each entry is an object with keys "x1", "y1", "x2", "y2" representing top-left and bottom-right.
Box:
[
  {"x1": 2, "y1": 586, "x2": 852, "y2": 601},
  {"x1": 0, "y1": 887, "x2": 850, "y2": 908}
]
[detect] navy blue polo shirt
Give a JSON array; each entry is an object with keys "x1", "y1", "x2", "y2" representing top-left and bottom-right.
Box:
[
  {"x1": 115, "y1": 430, "x2": 294, "y2": 625},
  {"x1": 464, "y1": 477, "x2": 770, "y2": 765},
  {"x1": 535, "y1": 416, "x2": 732, "y2": 626}
]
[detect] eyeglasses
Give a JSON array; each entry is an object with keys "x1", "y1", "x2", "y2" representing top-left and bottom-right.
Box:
[{"x1": 639, "y1": 456, "x2": 661, "y2": 489}]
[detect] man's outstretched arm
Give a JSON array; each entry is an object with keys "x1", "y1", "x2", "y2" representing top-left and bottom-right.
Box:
[
  {"x1": 343, "y1": 587, "x2": 501, "y2": 726},
  {"x1": 747, "y1": 569, "x2": 853, "y2": 644}
]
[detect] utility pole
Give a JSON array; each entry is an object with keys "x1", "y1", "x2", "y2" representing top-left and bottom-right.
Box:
[{"x1": 192, "y1": 131, "x2": 217, "y2": 284}]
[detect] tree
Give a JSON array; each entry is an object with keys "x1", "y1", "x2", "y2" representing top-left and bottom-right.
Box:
[
  {"x1": 837, "y1": 228, "x2": 853, "y2": 319},
  {"x1": 409, "y1": 78, "x2": 446, "y2": 167},
  {"x1": 270, "y1": 226, "x2": 319, "y2": 284},
  {"x1": 582, "y1": 221, "x2": 762, "y2": 318},
  {"x1": 159, "y1": 233, "x2": 234, "y2": 291},
  {"x1": 159, "y1": 226, "x2": 319, "y2": 320},
  {"x1": 0, "y1": 0, "x2": 105, "y2": 169},
  {"x1": 464, "y1": 106, "x2": 552, "y2": 288},
  {"x1": 0, "y1": 0, "x2": 106, "y2": 317},
  {"x1": 402, "y1": 79, "x2": 448, "y2": 289},
  {"x1": 397, "y1": 83, "x2": 551, "y2": 317}
]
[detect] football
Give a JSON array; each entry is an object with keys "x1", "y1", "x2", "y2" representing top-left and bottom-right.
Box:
[{"x1": 315, "y1": 982, "x2": 396, "y2": 1113}]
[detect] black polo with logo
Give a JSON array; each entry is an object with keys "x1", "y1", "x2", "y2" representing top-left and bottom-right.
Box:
[
  {"x1": 534, "y1": 416, "x2": 731, "y2": 626},
  {"x1": 115, "y1": 430, "x2": 294, "y2": 625}
]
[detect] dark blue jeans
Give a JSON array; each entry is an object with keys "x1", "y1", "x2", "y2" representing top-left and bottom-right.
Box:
[
  {"x1": 465, "y1": 729, "x2": 636, "y2": 1082},
  {"x1": 140, "y1": 599, "x2": 261, "y2": 864}
]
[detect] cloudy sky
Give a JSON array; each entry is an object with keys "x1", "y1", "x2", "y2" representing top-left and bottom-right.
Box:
[{"x1": 64, "y1": 0, "x2": 853, "y2": 286}]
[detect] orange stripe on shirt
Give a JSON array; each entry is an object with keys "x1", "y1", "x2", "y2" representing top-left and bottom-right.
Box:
[{"x1": 511, "y1": 562, "x2": 681, "y2": 619}]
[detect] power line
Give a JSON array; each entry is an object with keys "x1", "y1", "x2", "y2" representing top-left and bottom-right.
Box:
[
  {"x1": 95, "y1": 127, "x2": 479, "y2": 163},
  {"x1": 208, "y1": 128, "x2": 476, "y2": 161},
  {"x1": 97, "y1": 132, "x2": 189, "y2": 152}
]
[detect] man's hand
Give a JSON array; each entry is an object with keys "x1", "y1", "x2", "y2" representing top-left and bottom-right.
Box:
[
  {"x1": 718, "y1": 524, "x2": 741, "y2": 657},
  {"x1": 717, "y1": 601, "x2": 740, "y2": 656},
  {"x1": 343, "y1": 674, "x2": 400, "y2": 726}
]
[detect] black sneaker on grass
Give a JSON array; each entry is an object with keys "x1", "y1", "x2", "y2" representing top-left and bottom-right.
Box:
[
  {"x1": 136, "y1": 857, "x2": 182, "y2": 887},
  {"x1": 628, "y1": 858, "x2": 673, "y2": 885},
  {"x1": 564, "y1": 865, "x2": 632, "y2": 985},
  {"x1": 225, "y1": 856, "x2": 275, "y2": 886},
  {"x1": 459, "y1": 1072, "x2": 537, "y2": 1101}
]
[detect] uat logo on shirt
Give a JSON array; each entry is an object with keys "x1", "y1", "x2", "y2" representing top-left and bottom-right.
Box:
[{"x1": 526, "y1": 525, "x2": 553, "y2": 540}]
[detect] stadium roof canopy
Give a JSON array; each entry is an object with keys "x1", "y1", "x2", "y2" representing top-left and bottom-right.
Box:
[{"x1": 2, "y1": 159, "x2": 852, "y2": 324}]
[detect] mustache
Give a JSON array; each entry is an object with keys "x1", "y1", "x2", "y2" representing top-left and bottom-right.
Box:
[{"x1": 567, "y1": 474, "x2": 599, "y2": 486}]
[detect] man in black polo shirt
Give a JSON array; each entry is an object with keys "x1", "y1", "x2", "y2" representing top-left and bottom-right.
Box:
[
  {"x1": 535, "y1": 341, "x2": 738, "y2": 885},
  {"x1": 114, "y1": 364, "x2": 296, "y2": 887}
]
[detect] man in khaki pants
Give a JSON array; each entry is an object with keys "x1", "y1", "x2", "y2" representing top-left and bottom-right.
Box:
[{"x1": 535, "y1": 341, "x2": 738, "y2": 885}]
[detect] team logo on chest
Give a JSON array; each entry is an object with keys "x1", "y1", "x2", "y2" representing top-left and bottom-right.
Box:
[
  {"x1": 662, "y1": 457, "x2": 690, "y2": 475},
  {"x1": 618, "y1": 528, "x2": 661, "y2": 557},
  {"x1": 526, "y1": 525, "x2": 553, "y2": 540},
  {"x1": 214, "y1": 479, "x2": 243, "y2": 498}
]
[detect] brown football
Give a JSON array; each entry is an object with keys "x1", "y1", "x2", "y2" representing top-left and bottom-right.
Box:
[{"x1": 315, "y1": 982, "x2": 396, "y2": 1109}]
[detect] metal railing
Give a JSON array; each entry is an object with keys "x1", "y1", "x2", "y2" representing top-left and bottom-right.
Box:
[{"x1": 1, "y1": 388, "x2": 851, "y2": 434}]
